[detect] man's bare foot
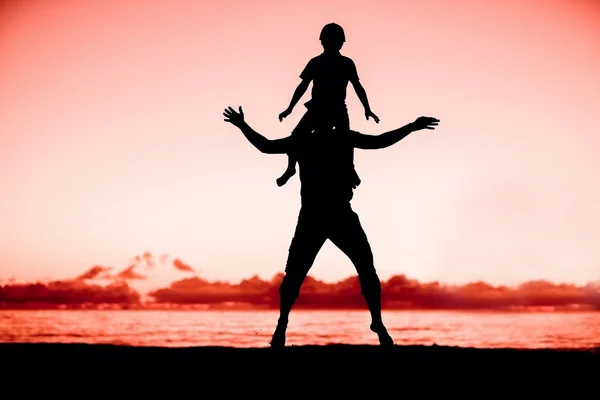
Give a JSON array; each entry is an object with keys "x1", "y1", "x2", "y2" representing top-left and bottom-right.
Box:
[
  {"x1": 269, "y1": 324, "x2": 287, "y2": 348},
  {"x1": 370, "y1": 323, "x2": 394, "y2": 347}
]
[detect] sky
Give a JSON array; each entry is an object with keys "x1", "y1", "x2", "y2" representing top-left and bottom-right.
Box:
[{"x1": 1, "y1": 0, "x2": 600, "y2": 295}]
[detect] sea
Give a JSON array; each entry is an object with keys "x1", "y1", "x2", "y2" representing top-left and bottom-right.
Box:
[{"x1": 1, "y1": 310, "x2": 598, "y2": 349}]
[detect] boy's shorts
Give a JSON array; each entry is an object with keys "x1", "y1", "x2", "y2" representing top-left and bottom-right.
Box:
[{"x1": 293, "y1": 103, "x2": 349, "y2": 136}]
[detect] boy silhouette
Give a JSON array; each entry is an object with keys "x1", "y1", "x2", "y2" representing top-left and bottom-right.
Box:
[{"x1": 276, "y1": 23, "x2": 380, "y2": 187}]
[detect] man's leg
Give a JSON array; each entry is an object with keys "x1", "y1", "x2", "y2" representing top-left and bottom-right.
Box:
[
  {"x1": 271, "y1": 209, "x2": 327, "y2": 347},
  {"x1": 328, "y1": 207, "x2": 393, "y2": 346}
]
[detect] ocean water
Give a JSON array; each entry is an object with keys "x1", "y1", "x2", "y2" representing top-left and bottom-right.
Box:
[{"x1": 0, "y1": 310, "x2": 598, "y2": 349}]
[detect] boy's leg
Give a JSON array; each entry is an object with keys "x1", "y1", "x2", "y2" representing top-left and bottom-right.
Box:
[
  {"x1": 337, "y1": 109, "x2": 361, "y2": 188},
  {"x1": 350, "y1": 160, "x2": 361, "y2": 189},
  {"x1": 328, "y1": 207, "x2": 394, "y2": 347},
  {"x1": 276, "y1": 154, "x2": 298, "y2": 187},
  {"x1": 271, "y1": 209, "x2": 327, "y2": 347},
  {"x1": 276, "y1": 111, "x2": 315, "y2": 187}
]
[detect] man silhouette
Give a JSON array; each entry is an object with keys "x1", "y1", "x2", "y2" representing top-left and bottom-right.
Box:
[{"x1": 223, "y1": 105, "x2": 439, "y2": 347}]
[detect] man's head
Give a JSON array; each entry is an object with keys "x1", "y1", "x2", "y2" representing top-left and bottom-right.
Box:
[
  {"x1": 319, "y1": 23, "x2": 345, "y2": 51},
  {"x1": 312, "y1": 112, "x2": 343, "y2": 135}
]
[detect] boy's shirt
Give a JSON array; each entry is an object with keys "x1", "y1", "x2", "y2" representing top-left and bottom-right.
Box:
[{"x1": 300, "y1": 52, "x2": 359, "y2": 110}]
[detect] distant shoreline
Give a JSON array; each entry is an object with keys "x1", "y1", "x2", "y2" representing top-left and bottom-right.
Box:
[
  {"x1": 1, "y1": 305, "x2": 598, "y2": 312},
  {"x1": 3, "y1": 342, "x2": 597, "y2": 356},
  {"x1": 2, "y1": 342, "x2": 598, "y2": 350},
  {"x1": 3, "y1": 341, "x2": 598, "y2": 350}
]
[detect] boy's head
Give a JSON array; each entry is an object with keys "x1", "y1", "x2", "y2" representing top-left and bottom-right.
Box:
[{"x1": 319, "y1": 23, "x2": 345, "y2": 51}]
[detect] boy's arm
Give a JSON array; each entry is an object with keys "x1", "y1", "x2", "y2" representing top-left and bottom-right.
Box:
[
  {"x1": 351, "y1": 117, "x2": 440, "y2": 150},
  {"x1": 352, "y1": 81, "x2": 373, "y2": 113},
  {"x1": 349, "y1": 62, "x2": 380, "y2": 123},
  {"x1": 224, "y1": 106, "x2": 291, "y2": 154},
  {"x1": 280, "y1": 60, "x2": 314, "y2": 121},
  {"x1": 284, "y1": 79, "x2": 310, "y2": 112}
]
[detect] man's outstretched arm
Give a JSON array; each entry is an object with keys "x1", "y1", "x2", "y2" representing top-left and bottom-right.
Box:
[
  {"x1": 223, "y1": 106, "x2": 290, "y2": 154},
  {"x1": 351, "y1": 116, "x2": 440, "y2": 150}
]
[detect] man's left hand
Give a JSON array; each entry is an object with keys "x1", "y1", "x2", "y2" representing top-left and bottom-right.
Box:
[{"x1": 223, "y1": 106, "x2": 245, "y2": 127}]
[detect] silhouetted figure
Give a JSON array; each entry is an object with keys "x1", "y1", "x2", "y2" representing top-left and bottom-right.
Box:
[
  {"x1": 276, "y1": 23, "x2": 380, "y2": 188},
  {"x1": 223, "y1": 105, "x2": 439, "y2": 347}
]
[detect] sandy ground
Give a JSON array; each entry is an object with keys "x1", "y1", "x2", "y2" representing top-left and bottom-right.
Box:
[{"x1": 1, "y1": 343, "x2": 597, "y2": 393}]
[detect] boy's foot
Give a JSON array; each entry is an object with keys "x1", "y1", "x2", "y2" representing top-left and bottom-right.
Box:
[
  {"x1": 276, "y1": 176, "x2": 289, "y2": 187},
  {"x1": 269, "y1": 324, "x2": 287, "y2": 348},
  {"x1": 370, "y1": 323, "x2": 394, "y2": 347},
  {"x1": 276, "y1": 170, "x2": 295, "y2": 187}
]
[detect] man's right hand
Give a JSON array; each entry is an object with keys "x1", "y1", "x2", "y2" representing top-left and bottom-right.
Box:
[
  {"x1": 223, "y1": 106, "x2": 245, "y2": 128},
  {"x1": 279, "y1": 108, "x2": 292, "y2": 122},
  {"x1": 412, "y1": 116, "x2": 440, "y2": 131}
]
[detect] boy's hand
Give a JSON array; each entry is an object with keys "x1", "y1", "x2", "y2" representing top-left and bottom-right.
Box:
[
  {"x1": 365, "y1": 110, "x2": 380, "y2": 123},
  {"x1": 279, "y1": 108, "x2": 292, "y2": 122},
  {"x1": 412, "y1": 116, "x2": 440, "y2": 131},
  {"x1": 223, "y1": 106, "x2": 245, "y2": 128}
]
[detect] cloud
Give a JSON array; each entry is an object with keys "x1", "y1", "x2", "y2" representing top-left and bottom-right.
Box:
[
  {"x1": 0, "y1": 251, "x2": 195, "y2": 309},
  {"x1": 74, "y1": 265, "x2": 114, "y2": 281},
  {"x1": 130, "y1": 251, "x2": 165, "y2": 270},
  {"x1": 147, "y1": 274, "x2": 600, "y2": 311},
  {"x1": 172, "y1": 258, "x2": 195, "y2": 273},
  {"x1": 159, "y1": 254, "x2": 170, "y2": 266},
  {"x1": 129, "y1": 252, "x2": 196, "y2": 273},
  {"x1": 0, "y1": 258, "x2": 151, "y2": 308},
  {"x1": 116, "y1": 265, "x2": 147, "y2": 281},
  {"x1": 1, "y1": 257, "x2": 599, "y2": 310},
  {"x1": 0, "y1": 279, "x2": 141, "y2": 308},
  {"x1": 74, "y1": 263, "x2": 149, "y2": 282},
  {"x1": 147, "y1": 275, "x2": 279, "y2": 307}
]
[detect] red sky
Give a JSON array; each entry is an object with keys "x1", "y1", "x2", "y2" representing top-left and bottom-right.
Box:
[{"x1": 1, "y1": 0, "x2": 600, "y2": 291}]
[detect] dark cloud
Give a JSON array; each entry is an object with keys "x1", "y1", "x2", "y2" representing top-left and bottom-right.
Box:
[
  {"x1": 148, "y1": 274, "x2": 600, "y2": 311},
  {"x1": 0, "y1": 280, "x2": 140, "y2": 308},
  {"x1": 2, "y1": 257, "x2": 598, "y2": 310},
  {"x1": 0, "y1": 259, "x2": 149, "y2": 309}
]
